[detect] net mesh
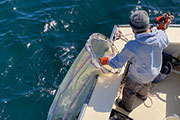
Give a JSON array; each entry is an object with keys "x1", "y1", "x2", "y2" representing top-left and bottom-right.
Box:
[{"x1": 47, "y1": 33, "x2": 118, "y2": 120}]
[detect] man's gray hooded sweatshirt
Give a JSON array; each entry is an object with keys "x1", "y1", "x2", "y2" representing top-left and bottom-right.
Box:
[{"x1": 108, "y1": 28, "x2": 169, "y2": 83}]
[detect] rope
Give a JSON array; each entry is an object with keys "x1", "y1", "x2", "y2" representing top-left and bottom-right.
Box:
[
  {"x1": 148, "y1": 88, "x2": 161, "y2": 97},
  {"x1": 114, "y1": 30, "x2": 133, "y2": 43},
  {"x1": 143, "y1": 86, "x2": 162, "y2": 108},
  {"x1": 143, "y1": 96, "x2": 153, "y2": 108},
  {"x1": 172, "y1": 69, "x2": 180, "y2": 75},
  {"x1": 163, "y1": 114, "x2": 180, "y2": 120}
]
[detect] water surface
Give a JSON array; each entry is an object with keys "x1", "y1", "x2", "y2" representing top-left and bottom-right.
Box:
[{"x1": 0, "y1": 0, "x2": 179, "y2": 119}]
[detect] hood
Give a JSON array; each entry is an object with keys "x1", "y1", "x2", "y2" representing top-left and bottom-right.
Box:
[{"x1": 135, "y1": 28, "x2": 159, "y2": 45}]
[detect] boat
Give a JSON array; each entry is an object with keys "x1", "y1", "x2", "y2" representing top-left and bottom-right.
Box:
[
  {"x1": 47, "y1": 24, "x2": 180, "y2": 120},
  {"x1": 79, "y1": 24, "x2": 180, "y2": 120}
]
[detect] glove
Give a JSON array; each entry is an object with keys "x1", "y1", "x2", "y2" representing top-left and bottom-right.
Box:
[
  {"x1": 156, "y1": 13, "x2": 174, "y2": 31},
  {"x1": 99, "y1": 57, "x2": 109, "y2": 65},
  {"x1": 155, "y1": 15, "x2": 165, "y2": 24},
  {"x1": 157, "y1": 17, "x2": 169, "y2": 30}
]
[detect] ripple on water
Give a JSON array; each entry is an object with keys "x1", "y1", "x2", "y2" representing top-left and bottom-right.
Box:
[{"x1": 0, "y1": 0, "x2": 179, "y2": 120}]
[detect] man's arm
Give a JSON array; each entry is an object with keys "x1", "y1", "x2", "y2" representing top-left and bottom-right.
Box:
[{"x1": 108, "y1": 46, "x2": 134, "y2": 69}]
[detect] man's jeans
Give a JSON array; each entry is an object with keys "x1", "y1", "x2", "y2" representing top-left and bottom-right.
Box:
[{"x1": 121, "y1": 77, "x2": 151, "y2": 111}]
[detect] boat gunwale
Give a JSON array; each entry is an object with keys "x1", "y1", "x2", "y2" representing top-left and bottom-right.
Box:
[{"x1": 119, "y1": 24, "x2": 180, "y2": 27}]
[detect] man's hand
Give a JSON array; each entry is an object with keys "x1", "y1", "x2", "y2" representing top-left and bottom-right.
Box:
[
  {"x1": 156, "y1": 12, "x2": 174, "y2": 31},
  {"x1": 99, "y1": 57, "x2": 109, "y2": 65}
]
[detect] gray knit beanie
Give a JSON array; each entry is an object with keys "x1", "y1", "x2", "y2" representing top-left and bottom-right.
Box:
[{"x1": 129, "y1": 10, "x2": 150, "y2": 33}]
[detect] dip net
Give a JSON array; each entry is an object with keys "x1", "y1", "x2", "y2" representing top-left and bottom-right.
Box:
[{"x1": 47, "y1": 33, "x2": 119, "y2": 120}]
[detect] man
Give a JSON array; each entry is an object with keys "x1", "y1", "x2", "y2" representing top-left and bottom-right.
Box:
[{"x1": 99, "y1": 10, "x2": 173, "y2": 112}]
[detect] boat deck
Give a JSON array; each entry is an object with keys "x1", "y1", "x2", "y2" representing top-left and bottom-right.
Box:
[
  {"x1": 112, "y1": 25, "x2": 180, "y2": 120},
  {"x1": 81, "y1": 25, "x2": 180, "y2": 120},
  {"x1": 113, "y1": 72, "x2": 180, "y2": 120}
]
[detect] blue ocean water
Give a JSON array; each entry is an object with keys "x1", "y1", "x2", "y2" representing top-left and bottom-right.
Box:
[{"x1": 0, "y1": 0, "x2": 179, "y2": 119}]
